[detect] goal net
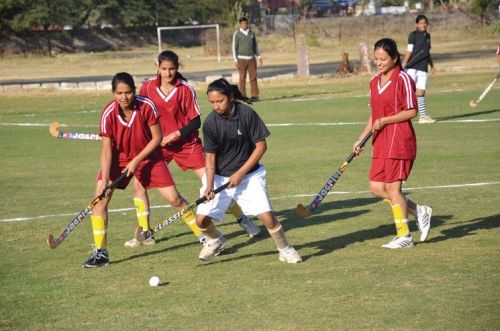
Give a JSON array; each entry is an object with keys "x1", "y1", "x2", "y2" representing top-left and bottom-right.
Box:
[{"x1": 157, "y1": 24, "x2": 221, "y2": 62}]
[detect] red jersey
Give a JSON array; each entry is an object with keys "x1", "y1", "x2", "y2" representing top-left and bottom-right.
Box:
[
  {"x1": 369, "y1": 66, "x2": 417, "y2": 160},
  {"x1": 140, "y1": 76, "x2": 202, "y2": 148},
  {"x1": 99, "y1": 96, "x2": 162, "y2": 167}
]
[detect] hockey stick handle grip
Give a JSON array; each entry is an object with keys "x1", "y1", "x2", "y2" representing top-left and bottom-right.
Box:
[
  {"x1": 94, "y1": 172, "x2": 129, "y2": 201},
  {"x1": 346, "y1": 131, "x2": 373, "y2": 163},
  {"x1": 194, "y1": 182, "x2": 230, "y2": 205}
]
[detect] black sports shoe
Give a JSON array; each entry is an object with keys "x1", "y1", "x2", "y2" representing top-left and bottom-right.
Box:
[
  {"x1": 83, "y1": 247, "x2": 109, "y2": 268},
  {"x1": 250, "y1": 96, "x2": 259, "y2": 103}
]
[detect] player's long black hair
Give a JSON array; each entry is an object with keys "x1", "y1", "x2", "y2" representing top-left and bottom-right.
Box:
[
  {"x1": 374, "y1": 38, "x2": 402, "y2": 69},
  {"x1": 111, "y1": 72, "x2": 136, "y2": 93},
  {"x1": 157, "y1": 50, "x2": 188, "y2": 82},
  {"x1": 206, "y1": 78, "x2": 247, "y2": 103}
]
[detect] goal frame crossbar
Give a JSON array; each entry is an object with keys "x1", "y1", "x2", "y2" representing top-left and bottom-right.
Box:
[{"x1": 157, "y1": 24, "x2": 221, "y2": 62}]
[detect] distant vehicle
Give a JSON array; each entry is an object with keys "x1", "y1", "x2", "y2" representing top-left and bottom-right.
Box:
[
  {"x1": 332, "y1": 0, "x2": 358, "y2": 15},
  {"x1": 310, "y1": 0, "x2": 334, "y2": 17}
]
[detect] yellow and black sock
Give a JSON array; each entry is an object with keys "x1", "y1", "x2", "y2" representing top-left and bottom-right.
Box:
[
  {"x1": 133, "y1": 198, "x2": 150, "y2": 232},
  {"x1": 181, "y1": 209, "x2": 203, "y2": 238},
  {"x1": 91, "y1": 215, "x2": 107, "y2": 249},
  {"x1": 391, "y1": 204, "x2": 410, "y2": 237}
]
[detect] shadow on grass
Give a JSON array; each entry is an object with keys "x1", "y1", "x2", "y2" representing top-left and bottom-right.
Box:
[
  {"x1": 438, "y1": 108, "x2": 500, "y2": 121},
  {"x1": 111, "y1": 219, "x2": 263, "y2": 265},
  {"x1": 113, "y1": 200, "x2": 497, "y2": 265},
  {"x1": 196, "y1": 198, "x2": 456, "y2": 265},
  {"x1": 426, "y1": 214, "x2": 500, "y2": 243},
  {"x1": 196, "y1": 215, "x2": 450, "y2": 265}
]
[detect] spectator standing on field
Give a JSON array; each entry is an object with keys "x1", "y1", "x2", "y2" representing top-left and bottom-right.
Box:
[
  {"x1": 354, "y1": 38, "x2": 432, "y2": 249},
  {"x1": 194, "y1": 78, "x2": 302, "y2": 263},
  {"x1": 402, "y1": 14, "x2": 436, "y2": 124},
  {"x1": 232, "y1": 17, "x2": 262, "y2": 103}
]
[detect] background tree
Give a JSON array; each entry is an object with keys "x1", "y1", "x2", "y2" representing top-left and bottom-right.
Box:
[{"x1": 9, "y1": 0, "x2": 77, "y2": 55}]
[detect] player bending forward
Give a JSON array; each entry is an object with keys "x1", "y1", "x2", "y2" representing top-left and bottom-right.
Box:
[
  {"x1": 194, "y1": 78, "x2": 302, "y2": 263},
  {"x1": 354, "y1": 38, "x2": 432, "y2": 249},
  {"x1": 83, "y1": 72, "x2": 194, "y2": 268}
]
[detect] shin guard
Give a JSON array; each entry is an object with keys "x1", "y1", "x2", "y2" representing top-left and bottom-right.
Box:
[
  {"x1": 199, "y1": 220, "x2": 220, "y2": 240},
  {"x1": 268, "y1": 223, "x2": 289, "y2": 250},
  {"x1": 133, "y1": 198, "x2": 150, "y2": 231},
  {"x1": 181, "y1": 209, "x2": 202, "y2": 237},
  {"x1": 392, "y1": 204, "x2": 410, "y2": 237},
  {"x1": 91, "y1": 215, "x2": 107, "y2": 249},
  {"x1": 228, "y1": 202, "x2": 243, "y2": 218}
]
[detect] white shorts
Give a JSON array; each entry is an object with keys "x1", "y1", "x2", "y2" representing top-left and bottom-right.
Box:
[
  {"x1": 196, "y1": 165, "x2": 272, "y2": 222},
  {"x1": 405, "y1": 68, "x2": 428, "y2": 90}
]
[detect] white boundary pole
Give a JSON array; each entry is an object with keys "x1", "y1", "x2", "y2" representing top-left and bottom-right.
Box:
[{"x1": 157, "y1": 24, "x2": 221, "y2": 62}]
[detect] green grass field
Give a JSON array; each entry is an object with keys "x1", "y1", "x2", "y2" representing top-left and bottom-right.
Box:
[{"x1": 1, "y1": 61, "x2": 500, "y2": 329}]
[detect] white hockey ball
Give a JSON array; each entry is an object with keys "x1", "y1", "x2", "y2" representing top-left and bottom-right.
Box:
[{"x1": 149, "y1": 276, "x2": 160, "y2": 287}]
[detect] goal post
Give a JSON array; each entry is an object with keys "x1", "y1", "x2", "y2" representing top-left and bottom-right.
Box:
[{"x1": 157, "y1": 24, "x2": 221, "y2": 62}]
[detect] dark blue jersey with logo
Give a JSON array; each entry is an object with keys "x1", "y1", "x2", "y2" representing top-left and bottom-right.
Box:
[
  {"x1": 407, "y1": 30, "x2": 432, "y2": 72},
  {"x1": 202, "y1": 102, "x2": 270, "y2": 177}
]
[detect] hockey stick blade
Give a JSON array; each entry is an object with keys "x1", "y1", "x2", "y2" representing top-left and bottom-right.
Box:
[
  {"x1": 296, "y1": 204, "x2": 312, "y2": 218},
  {"x1": 469, "y1": 75, "x2": 499, "y2": 108},
  {"x1": 135, "y1": 182, "x2": 230, "y2": 242},
  {"x1": 46, "y1": 172, "x2": 129, "y2": 249},
  {"x1": 296, "y1": 131, "x2": 372, "y2": 218},
  {"x1": 49, "y1": 122, "x2": 101, "y2": 141},
  {"x1": 49, "y1": 122, "x2": 61, "y2": 138}
]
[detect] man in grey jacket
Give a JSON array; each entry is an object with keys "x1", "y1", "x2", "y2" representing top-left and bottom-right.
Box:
[{"x1": 232, "y1": 17, "x2": 262, "y2": 103}]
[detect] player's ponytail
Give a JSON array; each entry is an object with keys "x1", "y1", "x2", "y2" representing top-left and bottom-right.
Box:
[
  {"x1": 206, "y1": 78, "x2": 247, "y2": 102},
  {"x1": 374, "y1": 38, "x2": 402, "y2": 69}
]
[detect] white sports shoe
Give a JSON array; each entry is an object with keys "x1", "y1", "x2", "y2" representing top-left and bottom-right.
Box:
[
  {"x1": 381, "y1": 235, "x2": 414, "y2": 249},
  {"x1": 418, "y1": 116, "x2": 436, "y2": 124},
  {"x1": 278, "y1": 246, "x2": 302, "y2": 263},
  {"x1": 416, "y1": 205, "x2": 432, "y2": 242},
  {"x1": 237, "y1": 215, "x2": 261, "y2": 238},
  {"x1": 199, "y1": 236, "x2": 227, "y2": 261},
  {"x1": 124, "y1": 231, "x2": 156, "y2": 248}
]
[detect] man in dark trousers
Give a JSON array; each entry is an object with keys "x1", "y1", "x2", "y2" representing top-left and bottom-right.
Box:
[{"x1": 232, "y1": 17, "x2": 262, "y2": 103}]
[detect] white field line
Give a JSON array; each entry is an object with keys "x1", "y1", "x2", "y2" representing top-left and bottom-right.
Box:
[
  {"x1": 2, "y1": 118, "x2": 500, "y2": 130},
  {"x1": 2, "y1": 181, "x2": 499, "y2": 223}
]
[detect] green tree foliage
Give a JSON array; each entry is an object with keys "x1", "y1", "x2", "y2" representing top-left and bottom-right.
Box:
[{"x1": 0, "y1": 0, "x2": 256, "y2": 31}]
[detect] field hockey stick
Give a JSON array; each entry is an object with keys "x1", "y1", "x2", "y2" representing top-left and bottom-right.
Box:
[
  {"x1": 469, "y1": 74, "x2": 499, "y2": 107},
  {"x1": 135, "y1": 182, "x2": 230, "y2": 242},
  {"x1": 46, "y1": 172, "x2": 129, "y2": 249},
  {"x1": 296, "y1": 131, "x2": 372, "y2": 218},
  {"x1": 49, "y1": 122, "x2": 101, "y2": 141},
  {"x1": 403, "y1": 49, "x2": 424, "y2": 69}
]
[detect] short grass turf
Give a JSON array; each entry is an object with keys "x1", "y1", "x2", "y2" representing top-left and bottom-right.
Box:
[{"x1": 0, "y1": 71, "x2": 499, "y2": 330}]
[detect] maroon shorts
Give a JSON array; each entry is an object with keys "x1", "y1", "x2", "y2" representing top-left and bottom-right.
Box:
[
  {"x1": 369, "y1": 158, "x2": 414, "y2": 183},
  {"x1": 162, "y1": 142, "x2": 205, "y2": 171},
  {"x1": 97, "y1": 159, "x2": 175, "y2": 189}
]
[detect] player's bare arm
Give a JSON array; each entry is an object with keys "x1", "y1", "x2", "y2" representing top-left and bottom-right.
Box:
[
  {"x1": 160, "y1": 130, "x2": 180, "y2": 146},
  {"x1": 354, "y1": 114, "x2": 373, "y2": 155},
  {"x1": 376, "y1": 108, "x2": 417, "y2": 131},
  {"x1": 203, "y1": 152, "x2": 216, "y2": 200},
  {"x1": 125, "y1": 123, "x2": 162, "y2": 175},
  {"x1": 99, "y1": 136, "x2": 113, "y2": 186},
  {"x1": 402, "y1": 51, "x2": 412, "y2": 68}
]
